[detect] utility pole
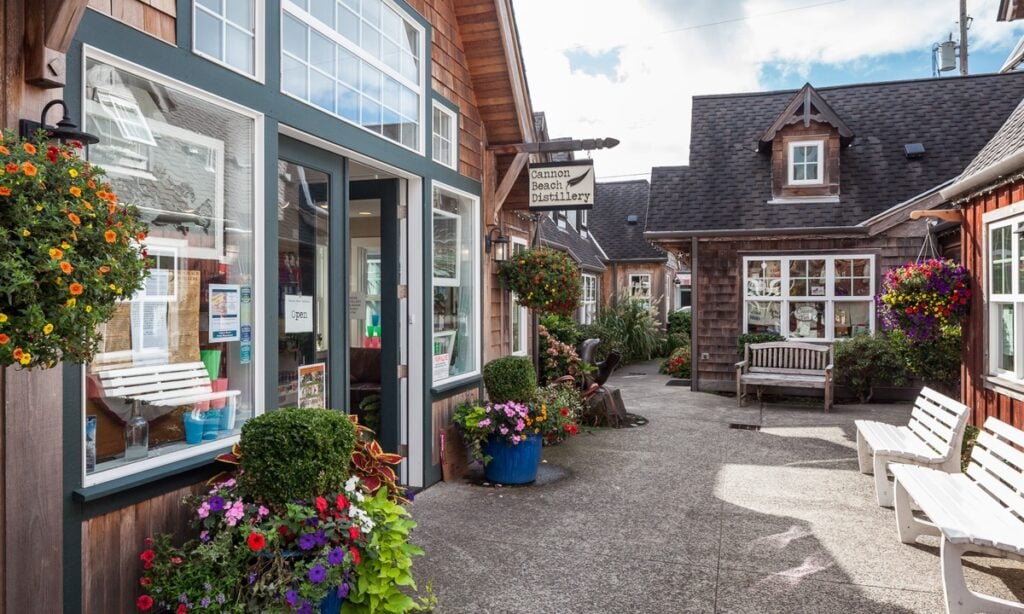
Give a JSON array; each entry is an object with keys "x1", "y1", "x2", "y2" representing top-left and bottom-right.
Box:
[{"x1": 959, "y1": 0, "x2": 969, "y2": 75}]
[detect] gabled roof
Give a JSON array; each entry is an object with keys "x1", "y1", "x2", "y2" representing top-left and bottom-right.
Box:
[
  {"x1": 941, "y1": 96, "x2": 1024, "y2": 200},
  {"x1": 758, "y1": 83, "x2": 854, "y2": 150},
  {"x1": 1000, "y1": 0, "x2": 1024, "y2": 21},
  {"x1": 539, "y1": 215, "x2": 606, "y2": 273},
  {"x1": 590, "y1": 180, "x2": 665, "y2": 262},
  {"x1": 647, "y1": 72, "x2": 1024, "y2": 235}
]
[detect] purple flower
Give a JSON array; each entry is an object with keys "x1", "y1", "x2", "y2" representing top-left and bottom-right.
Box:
[
  {"x1": 315, "y1": 529, "x2": 328, "y2": 545},
  {"x1": 203, "y1": 583, "x2": 212, "y2": 592},
  {"x1": 247, "y1": 573, "x2": 257, "y2": 585},
  {"x1": 305, "y1": 517, "x2": 319, "y2": 527},
  {"x1": 285, "y1": 589, "x2": 299, "y2": 606},
  {"x1": 308, "y1": 564, "x2": 327, "y2": 584},
  {"x1": 200, "y1": 530, "x2": 210, "y2": 543},
  {"x1": 338, "y1": 582, "x2": 350, "y2": 598},
  {"x1": 200, "y1": 596, "x2": 211, "y2": 608},
  {"x1": 297, "y1": 601, "x2": 314, "y2": 614},
  {"x1": 208, "y1": 496, "x2": 225, "y2": 512},
  {"x1": 216, "y1": 594, "x2": 225, "y2": 604},
  {"x1": 298, "y1": 533, "x2": 317, "y2": 551},
  {"x1": 328, "y1": 547, "x2": 345, "y2": 565}
]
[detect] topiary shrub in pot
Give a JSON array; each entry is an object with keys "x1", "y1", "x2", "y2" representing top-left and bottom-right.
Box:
[
  {"x1": 239, "y1": 407, "x2": 356, "y2": 505},
  {"x1": 483, "y1": 355, "x2": 537, "y2": 404}
]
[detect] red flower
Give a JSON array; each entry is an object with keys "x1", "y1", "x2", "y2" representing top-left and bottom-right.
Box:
[
  {"x1": 315, "y1": 496, "x2": 328, "y2": 514},
  {"x1": 349, "y1": 526, "x2": 360, "y2": 540},
  {"x1": 136, "y1": 595, "x2": 154, "y2": 611},
  {"x1": 277, "y1": 525, "x2": 290, "y2": 540},
  {"x1": 560, "y1": 408, "x2": 570, "y2": 417},
  {"x1": 46, "y1": 146, "x2": 58, "y2": 163},
  {"x1": 170, "y1": 556, "x2": 182, "y2": 565},
  {"x1": 144, "y1": 537, "x2": 153, "y2": 546},
  {"x1": 350, "y1": 546, "x2": 361, "y2": 566},
  {"x1": 176, "y1": 605, "x2": 187, "y2": 614},
  {"x1": 336, "y1": 494, "x2": 349, "y2": 510},
  {"x1": 139, "y1": 577, "x2": 152, "y2": 587},
  {"x1": 4, "y1": 163, "x2": 17, "y2": 173},
  {"x1": 247, "y1": 531, "x2": 266, "y2": 552},
  {"x1": 139, "y1": 549, "x2": 155, "y2": 563},
  {"x1": 143, "y1": 560, "x2": 152, "y2": 570}
]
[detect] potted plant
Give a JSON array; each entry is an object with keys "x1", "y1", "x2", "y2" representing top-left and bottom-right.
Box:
[
  {"x1": 876, "y1": 258, "x2": 970, "y2": 342},
  {"x1": 498, "y1": 247, "x2": 581, "y2": 316},
  {"x1": 0, "y1": 131, "x2": 149, "y2": 369},
  {"x1": 136, "y1": 408, "x2": 431, "y2": 613}
]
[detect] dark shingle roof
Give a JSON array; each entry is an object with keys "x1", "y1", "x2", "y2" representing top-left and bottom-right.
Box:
[
  {"x1": 647, "y1": 73, "x2": 1024, "y2": 233},
  {"x1": 539, "y1": 215, "x2": 606, "y2": 272},
  {"x1": 958, "y1": 97, "x2": 1024, "y2": 179},
  {"x1": 590, "y1": 180, "x2": 665, "y2": 261}
]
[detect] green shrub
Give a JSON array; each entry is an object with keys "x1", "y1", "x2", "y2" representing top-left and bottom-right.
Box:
[
  {"x1": 659, "y1": 346, "x2": 691, "y2": 379},
  {"x1": 578, "y1": 321, "x2": 616, "y2": 363},
  {"x1": 589, "y1": 296, "x2": 661, "y2": 364},
  {"x1": 239, "y1": 407, "x2": 356, "y2": 505},
  {"x1": 889, "y1": 327, "x2": 962, "y2": 397},
  {"x1": 483, "y1": 355, "x2": 537, "y2": 403},
  {"x1": 737, "y1": 332, "x2": 785, "y2": 354},
  {"x1": 668, "y1": 309, "x2": 692, "y2": 337},
  {"x1": 658, "y1": 332, "x2": 690, "y2": 358},
  {"x1": 540, "y1": 314, "x2": 582, "y2": 347},
  {"x1": 834, "y1": 334, "x2": 907, "y2": 403},
  {"x1": 962, "y1": 424, "x2": 979, "y2": 473}
]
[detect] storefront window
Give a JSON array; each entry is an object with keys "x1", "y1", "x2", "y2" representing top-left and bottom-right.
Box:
[
  {"x1": 432, "y1": 185, "x2": 479, "y2": 383},
  {"x1": 510, "y1": 237, "x2": 528, "y2": 355},
  {"x1": 82, "y1": 54, "x2": 258, "y2": 483}
]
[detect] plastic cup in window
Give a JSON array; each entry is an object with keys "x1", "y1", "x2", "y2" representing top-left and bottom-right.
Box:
[
  {"x1": 203, "y1": 410, "x2": 222, "y2": 440},
  {"x1": 211, "y1": 378, "x2": 229, "y2": 409},
  {"x1": 200, "y1": 349, "x2": 222, "y2": 380},
  {"x1": 184, "y1": 411, "x2": 205, "y2": 445},
  {"x1": 219, "y1": 396, "x2": 237, "y2": 431}
]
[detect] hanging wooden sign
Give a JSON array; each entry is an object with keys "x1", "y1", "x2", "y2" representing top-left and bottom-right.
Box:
[{"x1": 528, "y1": 160, "x2": 595, "y2": 211}]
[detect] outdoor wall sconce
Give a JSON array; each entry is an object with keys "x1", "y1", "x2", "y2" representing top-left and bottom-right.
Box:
[
  {"x1": 485, "y1": 227, "x2": 509, "y2": 262},
  {"x1": 19, "y1": 99, "x2": 100, "y2": 146}
]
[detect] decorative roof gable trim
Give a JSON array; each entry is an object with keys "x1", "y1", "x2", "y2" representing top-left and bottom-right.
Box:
[{"x1": 758, "y1": 83, "x2": 854, "y2": 151}]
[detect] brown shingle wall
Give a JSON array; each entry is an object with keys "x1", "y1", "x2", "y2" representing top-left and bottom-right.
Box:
[{"x1": 88, "y1": 0, "x2": 176, "y2": 44}]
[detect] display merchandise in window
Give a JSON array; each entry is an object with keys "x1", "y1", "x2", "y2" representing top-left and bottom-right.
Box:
[{"x1": 432, "y1": 187, "x2": 479, "y2": 382}]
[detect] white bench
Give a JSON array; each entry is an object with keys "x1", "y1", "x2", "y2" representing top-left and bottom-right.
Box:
[
  {"x1": 855, "y1": 387, "x2": 969, "y2": 507},
  {"x1": 735, "y1": 341, "x2": 833, "y2": 411},
  {"x1": 95, "y1": 361, "x2": 240, "y2": 422},
  {"x1": 891, "y1": 417, "x2": 1024, "y2": 614}
]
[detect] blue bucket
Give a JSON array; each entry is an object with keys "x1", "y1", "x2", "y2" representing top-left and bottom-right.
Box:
[{"x1": 483, "y1": 434, "x2": 542, "y2": 484}]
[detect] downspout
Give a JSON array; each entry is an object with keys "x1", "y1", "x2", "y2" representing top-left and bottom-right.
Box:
[{"x1": 690, "y1": 237, "x2": 699, "y2": 391}]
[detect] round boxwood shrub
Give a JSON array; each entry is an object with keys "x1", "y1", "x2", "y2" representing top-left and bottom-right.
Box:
[
  {"x1": 239, "y1": 407, "x2": 356, "y2": 505},
  {"x1": 483, "y1": 355, "x2": 537, "y2": 404}
]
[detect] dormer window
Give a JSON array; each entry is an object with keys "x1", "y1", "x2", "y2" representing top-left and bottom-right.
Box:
[{"x1": 788, "y1": 140, "x2": 823, "y2": 185}]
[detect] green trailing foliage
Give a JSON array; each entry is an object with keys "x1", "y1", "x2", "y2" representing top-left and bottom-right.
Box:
[
  {"x1": 736, "y1": 332, "x2": 785, "y2": 354},
  {"x1": 889, "y1": 327, "x2": 962, "y2": 398},
  {"x1": 482, "y1": 355, "x2": 537, "y2": 404},
  {"x1": 834, "y1": 333, "x2": 907, "y2": 403},
  {"x1": 582, "y1": 296, "x2": 661, "y2": 364},
  {"x1": 239, "y1": 407, "x2": 356, "y2": 505},
  {"x1": 539, "y1": 314, "x2": 582, "y2": 347},
  {"x1": 962, "y1": 424, "x2": 980, "y2": 473}
]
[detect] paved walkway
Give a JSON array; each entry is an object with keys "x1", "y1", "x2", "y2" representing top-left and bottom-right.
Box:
[{"x1": 410, "y1": 362, "x2": 1024, "y2": 613}]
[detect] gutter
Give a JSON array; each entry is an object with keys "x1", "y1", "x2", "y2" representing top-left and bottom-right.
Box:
[
  {"x1": 644, "y1": 226, "x2": 868, "y2": 240},
  {"x1": 940, "y1": 147, "x2": 1024, "y2": 201}
]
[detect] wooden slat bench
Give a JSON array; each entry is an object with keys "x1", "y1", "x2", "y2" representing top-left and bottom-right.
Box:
[
  {"x1": 735, "y1": 341, "x2": 834, "y2": 411},
  {"x1": 855, "y1": 387, "x2": 969, "y2": 507},
  {"x1": 891, "y1": 417, "x2": 1024, "y2": 614},
  {"x1": 95, "y1": 361, "x2": 240, "y2": 421}
]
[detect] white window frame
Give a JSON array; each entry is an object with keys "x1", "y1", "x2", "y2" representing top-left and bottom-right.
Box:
[
  {"x1": 984, "y1": 204, "x2": 1024, "y2": 383},
  {"x1": 580, "y1": 209, "x2": 589, "y2": 238},
  {"x1": 557, "y1": 213, "x2": 567, "y2": 230},
  {"x1": 629, "y1": 273, "x2": 652, "y2": 311},
  {"x1": 788, "y1": 140, "x2": 824, "y2": 186},
  {"x1": 431, "y1": 182, "x2": 481, "y2": 386},
  {"x1": 741, "y1": 254, "x2": 875, "y2": 342},
  {"x1": 510, "y1": 236, "x2": 529, "y2": 356},
  {"x1": 580, "y1": 273, "x2": 598, "y2": 325},
  {"x1": 80, "y1": 46, "x2": 266, "y2": 487},
  {"x1": 431, "y1": 101, "x2": 458, "y2": 170},
  {"x1": 281, "y1": 0, "x2": 426, "y2": 154},
  {"x1": 192, "y1": 0, "x2": 264, "y2": 81}
]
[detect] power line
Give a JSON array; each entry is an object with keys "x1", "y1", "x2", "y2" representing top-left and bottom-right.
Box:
[{"x1": 658, "y1": 0, "x2": 849, "y2": 34}]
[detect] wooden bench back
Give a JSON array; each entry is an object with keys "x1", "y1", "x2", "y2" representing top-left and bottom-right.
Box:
[
  {"x1": 967, "y1": 417, "x2": 1024, "y2": 518},
  {"x1": 907, "y1": 387, "x2": 970, "y2": 457},
  {"x1": 95, "y1": 362, "x2": 212, "y2": 404},
  {"x1": 746, "y1": 342, "x2": 833, "y2": 375}
]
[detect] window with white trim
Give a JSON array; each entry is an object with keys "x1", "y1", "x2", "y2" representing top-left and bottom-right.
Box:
[
  {"x1": 510, "y1": 237, "x2": 529, "y2": 355},
  {"x1": 987, "y1": 215, "x2": 1024, "y2": 379},
  {"x1": 194, "y1": 0, "x2": 259, "y2": 77},
  {"x1": 431, "y1": 102, "x2": 458, "y2": 169},
  {"x1": 580, "y1": 274, "x2": 598, "y2": 325},
  {"x1": 788, "y1": 140, "x2": 823, "y2": 186},
  {"x1": 580, "y1": 209, "x2": 589, "y2": 238},
  {"x1": 742, "y1": 255, "x2": 874, "y2": 340},
  {"x1": 629, "y1": 273, "x2": 652, "y2": 311},
  {"x1": 432, "y1": 185, "x2": 480, "y2": 383},
  {"x1": 282, "y1": 0, "x2": 422, "y2": 150}
]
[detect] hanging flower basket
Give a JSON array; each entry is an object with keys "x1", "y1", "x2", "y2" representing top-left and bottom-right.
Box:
[
  {"x1": 498, "y1": 247, "x2": 581, "y2": 316},
  {"x1": 0, "y1": 131, "x2": 149, "y2": 369},
  {"x1": 876, "y1": 258, "x2": 970, "y2": 342}
]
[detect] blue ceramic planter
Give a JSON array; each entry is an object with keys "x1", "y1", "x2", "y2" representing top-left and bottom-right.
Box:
[{"x1": 483, "y1": 434, "x2": 542, "y2": 484}]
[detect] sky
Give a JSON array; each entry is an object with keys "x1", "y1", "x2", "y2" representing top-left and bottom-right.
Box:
[{"x1": 510, "y1": 0, "x2": 1024, "y2": 181}]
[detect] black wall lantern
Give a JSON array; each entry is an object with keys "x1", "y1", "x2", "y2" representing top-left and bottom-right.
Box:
[
  {"x1": 485, "y1": 226, "x2": 509, "y2": 262},
  {"x1": 19, "y1": 99, "x2": 100, "y2": 146}
]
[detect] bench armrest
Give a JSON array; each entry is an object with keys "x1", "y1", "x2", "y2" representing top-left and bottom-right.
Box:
[
  {"x1": 735, "y1": 360, "x2": 747, "y2": 372},
  {"x1": 824, "y1": 363, "x2": 834, "y2": 372}
]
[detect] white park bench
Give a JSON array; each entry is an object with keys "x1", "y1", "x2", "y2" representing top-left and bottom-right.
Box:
[
  {"x1": 891, "y1": 417, "x2": 1024, "y2": 614},
  {"x1": 95, "y1": 361, "x2": 240, "y2": 421},
  {"x1": 735, "y1": 341, "x2": 833, "y2": 411},
  {"x1": 855, "y1": 387, "x2": 969, "y2": 507}
]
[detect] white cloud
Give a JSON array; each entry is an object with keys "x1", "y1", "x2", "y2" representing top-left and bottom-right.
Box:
[{"x1": 512, "y1": 0, "x2": 1024, "y2": 179}]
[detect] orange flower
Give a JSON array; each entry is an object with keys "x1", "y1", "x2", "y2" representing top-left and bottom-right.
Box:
[
  {"x1": 137, "y1": 232, "x2": 147, "y2": 241},
  {"x1": 0, "y1": 334, "x2": 8, "y2": 346},
  {"x1": 0, "y1": 146, "x2": 8, "y2": 155},
  {"x1": 22, "y1": 143, "x2": 36, "y2": 155},
  {"x1": 107, "y1": 203, "x2": 116, "y2": 214},
  {"x1": 69, "y1": 283, "x2": 84, "y2": 296},
  {"x1": 48, "y1": 248, "x2": 62, "y2": 259},
  {"x1": 82, "y1": 201, "x2": 92, "y2": 210},
  {"x1": 0, "y1": 187, "x2": 10, "y2": 197},
  {"x1": 60, "y1": 261, "x2": 73, "y2": 274},
  {"x1": 98, "y1": 265, "x2": 110, "y2": 274},
  {"x1": 87, "y1": 180, "x2": 96, "y2": 189},
  {"x1": 4, "y1": 163, "x2": 17, "y2": 173},
  {"x1": 12, "y1": 348, "x2": 22, "y2": 360},
  {"x1": 103, "y1": 230, "x2": 117, "y2": 243},
  {"x1": 69, "y1": 187, "x2": 81, "y2": 197},
  {"x1": 68, "y1": 213, "x2": 81, "y2": 225},
  {"x1": 22, "y1": 162, "x2": 36, "y2": 177}
]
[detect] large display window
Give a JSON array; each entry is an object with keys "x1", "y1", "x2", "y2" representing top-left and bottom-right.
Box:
[{"x1": 431, "y1": 184, "x2": 479, "y2": 384}]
